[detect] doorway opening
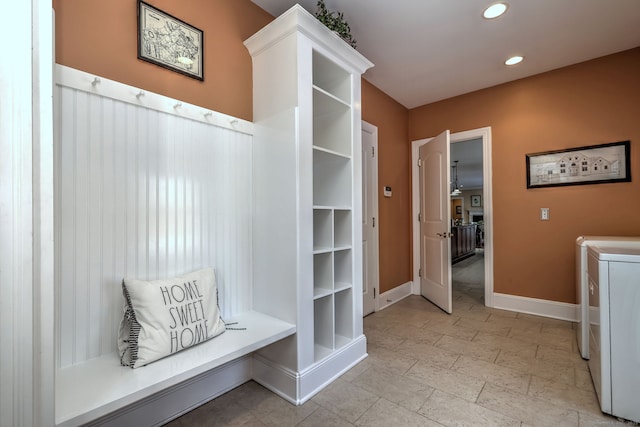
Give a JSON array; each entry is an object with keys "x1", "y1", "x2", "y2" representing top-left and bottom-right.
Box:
[
  {"x1": 411, "y1": 127, "x2": 494, "y2": 310},
  {"x1": 450, "y1": 138, "x2": 485, "y2": 306}
]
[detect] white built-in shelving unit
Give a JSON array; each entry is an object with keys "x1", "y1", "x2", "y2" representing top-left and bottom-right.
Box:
[{"x1": 245, "y1": 5, "x2": 373, "y2": 404}]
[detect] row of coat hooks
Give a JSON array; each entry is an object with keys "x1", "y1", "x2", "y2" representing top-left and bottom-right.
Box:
[{"x1": 89, "y1": 75, "x2": 239, "y2": 126}]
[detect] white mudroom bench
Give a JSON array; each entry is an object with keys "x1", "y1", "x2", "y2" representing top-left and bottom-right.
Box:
[
  {"x1": 54, "y1": 65, "x2": 295, "y2": 426},
  {"x1": 56, "y1": 311, "x2": 295, "y2": 427}
]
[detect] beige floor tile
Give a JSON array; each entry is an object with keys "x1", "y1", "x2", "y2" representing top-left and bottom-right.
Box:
[
  {"x1": 385, "y1": 322, "x2": 444, "y2": 344},
  {"x1": 485, "y1": 314, "x2": 544, "y2": 332},
  {"x1": 451, "y1": 356, "x2": 531, "y2": 394},
  {"x1": 575, "y1": 368, "x2": 595, "y2": 391},
  {"x1": 541, "y1": 322, "x2": 576, "y2": 337},
  {"x1": 435, "y1": 334, "x2": 501, "y2": 362},
  {"x1": 405, "y1": 359, "x2": 485, "y2": 402},
  {"x1": 477, "y1": 382, "x2": 579, "y2": 427},
  {"x1": 508, "y1": 328, "x2": 574, "y2": 352},
  {"x1": 351, "y1": 366, "x2": 435, "y2": 412},
  {"x1": 393, "y1": 295, "x2": 443, "y2": 312},
  {"x1": 359, "y1": 343, "x2": 419, "y2": 376},
  {"x1": 477, "y1": 306, "x2": 519, "y2": 319},
  {"x1": 244, "y1": 392, "x2": 317, "y2": 427},
  {"x1": 363, "y1": 315, "x2": 391, "y2": 333},
  {"x1": 170, "y1": 383, "x2": 271, "y2": 426},
  {"x1": 517, "y1": 313, "x2": 574, "y2": 328},
  {"x1": 395, "y1": 339, "x2": 460, "y2": 369},
  {"x1": 453, "y1": 292, "x2": 481, "y2": 305},
  {"x1": 376, "y1": 307, "x2": 433, "y2": 327},
  {"x1": 454, "y1": 317, "x2": 511, "y2": 337},
  {"x1": 339, "y1": 357, "x2": 375, "y2": 383},
  {"x1": 528, "y1": 375, "x2": 602, "y2": 416},
  {"x1": 485, "y1": 311, "x2": 521, "y2": 322},
  {"x1": 577, "y1": 410, "x2": 636, "y2": 426},
  {"x1": 422, "y1": 321, "x2": 478, "y2": 341},
  {"x1": 170, "y1": 263, "x2": 606, "y2": 427},
  {"x1": 297, "y1": 407, "x2": 355, "y2": 427},
  {"x1": 536, "y1": 344, "x2": 590, "y2": 371},
  {"x1": 495, "y1": 349, "x2": 576, "y2": 386},
  {"x1": 452, "y1": 306, "x2": 491, "y2": 322},
  {"x1": 451, "y1": 300, "x2": 475, "y2": 311},
  {"x1": 471, "y1": 331, "x2": 538, "y2": 358},
  {"x1": 311, "y1": 378, "x2": 379, "y2": 423},
  {"x1": 418, "y1": 389, "x2": 520, "y2": 427},
  {"x1": 219, "y1": 380, "x2": 280, "y2": 409},
  {"x1": 362, "y1": 328, "x2": 406, "y2": 350},
  {"x1": 354, "y1": 398, "x2": 442, "y2": 427},
  {"x1": 425, "y1": 313, "x2": 462, "y2": 327}
]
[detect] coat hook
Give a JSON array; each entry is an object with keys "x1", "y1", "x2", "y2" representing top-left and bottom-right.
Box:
[
  {"x1": 136, "y1": 91, "x2": 145, "y2": 99},
  {"x1": 91, "y1": 77, "x2": 101, "y2": 86},
  {"x1": 204, "y1": 111, "x2": 212, "y2": 118},
  {"x1": 174, "y1": 102, "x2": 182, "y2": 109},
  {"x1": 229, "y1": 119, "x2": 238, "y2": 125}
]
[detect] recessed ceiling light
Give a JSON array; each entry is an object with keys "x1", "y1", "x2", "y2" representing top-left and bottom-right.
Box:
[
  {"x1": 505, "y1": 55, "x2": 524, "y2": 66},
  {"x1": 483, "y1": 2, "x2": 508, "y2": 19}
]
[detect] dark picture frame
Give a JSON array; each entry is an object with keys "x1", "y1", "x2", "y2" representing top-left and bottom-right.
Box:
[
  {"x1": 471, "y1": 195, "x2": 481, "y2": 207},
  {"x1": 137, "y1": 0, "x2": 204, "y2": 80},
  {"x1": 526, "y1": 141, "x2": 631, "y2": 189},
  {"x1": 455, "y1": 205, "x2": 462, "y2": 215}
]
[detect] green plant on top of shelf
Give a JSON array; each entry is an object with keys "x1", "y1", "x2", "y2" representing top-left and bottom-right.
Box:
[{"x1": 314, "y1": 0, "x2": 357, "y2": 49}]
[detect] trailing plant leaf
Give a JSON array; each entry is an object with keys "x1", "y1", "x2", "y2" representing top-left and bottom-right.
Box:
[{"x1": 314, "y1": 0, "x2": 357, "y2": 49}]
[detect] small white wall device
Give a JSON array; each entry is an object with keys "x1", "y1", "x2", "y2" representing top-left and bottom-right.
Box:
[{"x1": 383, "y1": 186, "x2": 392, "y2": 197}]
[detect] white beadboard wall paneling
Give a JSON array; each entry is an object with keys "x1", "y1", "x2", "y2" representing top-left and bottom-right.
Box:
[
  {"x1": 55, "y1": 66, "x2": 254, "y2": 368},
  {"x1": 55, "y1": 64, "x2": 253, "y2": 135}
]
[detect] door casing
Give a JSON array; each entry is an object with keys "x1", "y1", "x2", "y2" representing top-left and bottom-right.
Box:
[
  {"x1": 361, "y1": 120, "x2": 379, "y2": 315},
  {"x1": 411, "y1": 127, "x2": 494, "y2": 308}
]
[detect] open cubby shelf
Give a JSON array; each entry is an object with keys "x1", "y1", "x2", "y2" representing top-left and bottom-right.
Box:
[{"x1": 245, "y1": 3, "x2": 372, "y2": 405}]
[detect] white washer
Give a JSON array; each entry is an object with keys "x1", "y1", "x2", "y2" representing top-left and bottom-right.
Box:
[
  {"x1": 587, "y1": 245, "x2": 640, "y2": 423},
  {"x1": 575, "y1": 236, "x2": 640, "y2": 359}
]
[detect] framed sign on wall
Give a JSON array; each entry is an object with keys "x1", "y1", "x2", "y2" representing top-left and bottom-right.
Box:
[
  {"x1": 137, "y1": 0, "x2": 204, "y2": 80},
  {"x1": 526, "y1": 141, "x2": 630, "y2": 189}
]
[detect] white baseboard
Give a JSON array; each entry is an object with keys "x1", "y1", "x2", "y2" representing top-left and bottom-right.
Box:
[
  {"x1": 378, "y1": 282, "x2": 413, "y2": 311},
  {"x1": 492, "y1": 292, "x2": 578, "y2": 322},
  {"x1": 253, "y1": 335, "x2": 367, "y2": 405},
  {"x1": 376, "y1": 283, "x2": 577, "y2": 323}
]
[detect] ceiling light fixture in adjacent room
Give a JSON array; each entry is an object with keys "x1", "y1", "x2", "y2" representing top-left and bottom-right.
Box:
[
  {"x1": 505, "y1": 55, "x2": 524, "y2": 66},
  {"x1": 483, "y1": 2, "x2": 508, "y2": 19},
  {"x1": 450, "y1": 161, "x2": 462, "y2": 196}
]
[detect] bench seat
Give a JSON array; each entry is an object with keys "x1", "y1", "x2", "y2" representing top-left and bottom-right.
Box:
[{"x1": 56, "y1": 311, "x2": 296, "y2": 427}]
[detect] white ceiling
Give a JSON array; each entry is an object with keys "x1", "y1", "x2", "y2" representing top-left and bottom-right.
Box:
[{"x1": 251, "y1": 0, "x2": 640, "y2": 109}]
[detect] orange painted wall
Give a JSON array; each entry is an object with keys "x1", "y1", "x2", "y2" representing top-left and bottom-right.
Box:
[
  {"x1": 409, "y1": 48, "x2": 640, "y2": 303},
  {"x1": 53, "y1": 0, "x2": 414, "y2": 294},
  {"x1": 53, "y1": 0, "x2": 273, "y2": 121},
  {"x1": 362, "y1": 80, "x2": 411, "y2": 293},
  {"x1": 54, "y1": 1, "x2": 638, "y2": 303}
]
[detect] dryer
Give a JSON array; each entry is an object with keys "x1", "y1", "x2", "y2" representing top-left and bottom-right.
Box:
[{"x1": 587, "y1": 245, "x2": 640, "y2": 423}]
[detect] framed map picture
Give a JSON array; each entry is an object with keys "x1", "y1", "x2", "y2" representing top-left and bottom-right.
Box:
[
  {"x1": 526, "y1": 141, "x2": 630, "y2": 189},
  {"x1": 137, "y1": 1, "x2": 204, "y2": 80}
]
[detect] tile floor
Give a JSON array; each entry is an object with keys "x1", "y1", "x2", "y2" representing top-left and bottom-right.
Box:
[{"x1": 166, "y1": 252, "x2": 635, "y2": 426}]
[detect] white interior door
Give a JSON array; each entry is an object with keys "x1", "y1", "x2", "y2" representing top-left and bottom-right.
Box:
[
  {"x1": 419, "y1": 130, "x2": 452, "y2": 313},
  {"x1": 362, "y1": 122, "x2": 378, "y2": 316}
]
